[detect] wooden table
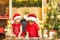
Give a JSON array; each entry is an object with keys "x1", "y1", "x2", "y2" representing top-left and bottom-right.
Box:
[{"x1": 3, "y1": 37, "x2": 57, "y2": 40}]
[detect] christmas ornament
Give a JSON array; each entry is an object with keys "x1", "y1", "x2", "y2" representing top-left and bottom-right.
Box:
[
  {"x1": 57, "y1": 15, "x2": 60, "y2": 19},
  {"x1": 34, "y1": 0, "x2": 38, "y2": 2},
  {"x1": 48, "y1": 6, "x2": 51, "y2": 10},
  {"x1": 51, "y1": 15, "x2": 54, "y2": 19},
  {"x1": 16, "y1": 0, "x2": 23, "y2": 2}
]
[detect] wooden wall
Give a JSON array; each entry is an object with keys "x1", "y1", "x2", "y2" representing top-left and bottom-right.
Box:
[{"x1": 12, "y1": 7, "x2": 42, "y2": 20}]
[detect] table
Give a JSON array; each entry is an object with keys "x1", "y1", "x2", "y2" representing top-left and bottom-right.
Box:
[{"x1": 3, "y1": 37, "x2": 58, "y2": 40}]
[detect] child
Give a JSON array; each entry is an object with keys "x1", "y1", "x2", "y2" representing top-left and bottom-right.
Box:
[
  {"x1": 26, "y1": 14, "x2": 40, "y2": 37},
  {"x1": 12, "y1": 13, "x2": 22, "y2": 37},
  {"x1": 20, "y1": 11, "x2": 29, "y2": 37}
]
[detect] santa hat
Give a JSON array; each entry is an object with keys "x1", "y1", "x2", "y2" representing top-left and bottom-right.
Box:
[
  {"x1": 13, "y1": 13, "x2": 21, "y2": 20},
  {"x1": 26, "y1": 14, "x2": 37, "y2": 21}
]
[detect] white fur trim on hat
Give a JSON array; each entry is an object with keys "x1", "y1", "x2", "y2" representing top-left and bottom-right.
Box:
[
  {"x1": 26, "y1": 17, "x2": 37, "y2": 21},
  {"x1": 14, "y1": 16, "x2": 21, "y2": 20}
]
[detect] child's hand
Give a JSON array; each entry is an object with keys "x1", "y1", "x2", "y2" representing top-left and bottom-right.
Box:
[
  {"x1": 25, "y1": 35, "x2": 28, "y2": 38},
  {"x1": 25, "y1": 32, "x2": 29, "y2": 38},
  {"x1": 18, "y1": 33, "x2": 23, "y2": 38},
  {"x1": 18, "y1": 25, "x2": 22, "y2": 38},
  {"x1": 18, "y1": 34, "x2": 23, "y2": 38},
  {"x1": 18, "y1": 33, "x2": 21, "y2": 38}
]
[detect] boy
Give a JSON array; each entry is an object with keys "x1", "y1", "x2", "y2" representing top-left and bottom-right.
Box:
[
  {"x1": 26, "y1": 14, "x2": 40, "y2": 37},
  {"x1": 12, "y1": 13, "x2": 22, "y2": 37}
]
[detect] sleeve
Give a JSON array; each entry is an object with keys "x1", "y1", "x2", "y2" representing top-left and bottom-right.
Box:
[
  {"x1": 12, "y1": 24, "x2": 15, "y2": 35},
  {"x1": 12, "y1": 24, "x2": 15, "y2": 33},
  {"x1": 35, "y1": 24, "x2": 40, "y2": 31},
  {"x1": 12, "y1": 24, "x2": 15, "y2": 32},
  {"x1": 20, "y1": 25, "x2": 22, "y2": 33},
  {"x1": 12, "y1": 24, "x2": 14, "y2": 32},
  {"x1": 12, "y1": 24, "x2": 14, "y2": 28},
  {"x1": 25, "y1": 25, "x2": 28, "y2": 32}
]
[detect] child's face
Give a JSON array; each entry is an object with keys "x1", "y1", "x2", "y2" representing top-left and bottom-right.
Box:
[
  {"x1": 28, "y1": 20, "x2": 34, "y2": 25},
  {"x1": 15, "y1": 18, "x2": 21, "y2": 23}
]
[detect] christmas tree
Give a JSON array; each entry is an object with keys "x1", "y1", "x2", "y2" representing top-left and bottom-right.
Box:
[{"x1": 44, "y1": 0, "x2": 60, "y2": 38}]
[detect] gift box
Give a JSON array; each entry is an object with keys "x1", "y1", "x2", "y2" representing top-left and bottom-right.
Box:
[{"x1": 0, "y1": 27, "x2": 4, "y2": 33}]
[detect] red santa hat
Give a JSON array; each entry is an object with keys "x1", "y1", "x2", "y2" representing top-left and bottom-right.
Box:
[
  {"x1": 26, "y1": 13, "x2": 37, "y2": 21},
  {"x1": 13, "y1": 13, "x2": 22, "y2": 20}
]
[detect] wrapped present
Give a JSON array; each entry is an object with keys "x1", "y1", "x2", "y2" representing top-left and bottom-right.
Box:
[{"x1": 0, "y1": 27, "x2": 4, "y2": 33}]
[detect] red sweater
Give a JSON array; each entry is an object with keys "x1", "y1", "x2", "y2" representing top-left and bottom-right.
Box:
[
  {"x1": 26, "y1": 22, "x2": 40, "y2": 37},
  {"x1": 12, "y1": 23, "x2": 22, "y2": 37}
]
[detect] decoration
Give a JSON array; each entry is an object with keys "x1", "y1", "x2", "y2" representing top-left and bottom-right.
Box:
[
  {"x1": 12, "y1": 0, "x2": 42, "y2": 7},
  {"x1": 49, "y1": 30, "x2": 57, "y2": 38},
  {"x1": 43, "y1": 29, "x2": 48, "y2": 38},
  {"x1": 5, "y1": 20, "x2": 12, "y2": 38},
  {"x1": 24, "y1": 8, "x2": 30, "y2": 14},
  {"x1": 44, "y1": 0, "x2": 60, "y2": 38},
  {"x1": 4, "y1": 14, "x2": 9, "y2": 18},
  {"x1": 51, "y1": 15, "x2": 54, "y2": 19},
  {"x1": 0, "y1": 15, "x2": 4, "y2": 18},
  {"x1": 0, "y1": 27, "x2": 4, "y2": 33}
]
